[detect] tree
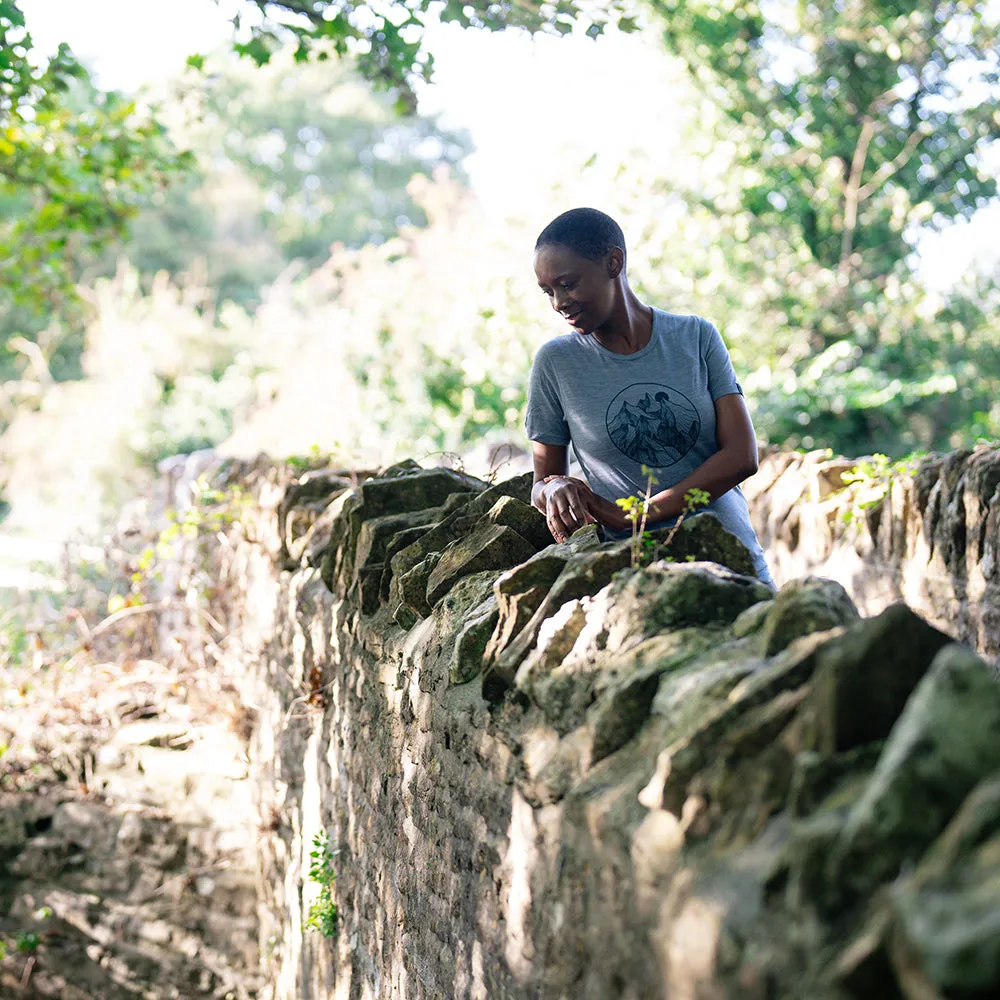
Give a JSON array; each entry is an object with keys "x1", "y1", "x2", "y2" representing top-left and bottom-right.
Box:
[
  {"x1": 0, "y1": 0, "x2": 191, "y2": 321},
  {"x1": 212, "y1": 0, "x2": 639, "y2": 110},
  {"x1": 651, "y1": 0, "x2": 998, "y2": 294},
  {"x1": 640, "y1": 0, "x2": 1000, "y2": 453}
]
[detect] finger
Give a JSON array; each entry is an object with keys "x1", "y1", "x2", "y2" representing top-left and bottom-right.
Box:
[
  {"x1": 567, "y1": 494, "x2": 589, "y2": 525},
  {"x1": 553, "y1": 498, "x2": 579, "y2": 529},
  {"x1": 553, "y1": 511, "x2": 573, "y2": 542},
  {"x1": 546, "y1": 508, "x2": 567, "y2": 542}
]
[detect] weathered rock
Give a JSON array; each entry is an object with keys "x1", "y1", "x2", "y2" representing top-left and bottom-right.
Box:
[
  {"x1": 426, "y1": 523, "x2": 535, "y2": 608},
  {"x1": 375, "y1": 491, "x2": 473, "y2": 601},
  {"x1": 320, "y1": 465, "x2": 486, "y2": 596},
  {"x1": 301, "y1": 492, "x2": 352, "y2": 567},
  {"x1": 356, "y1": 465, "x2": 485, "y2": 522},
  {"x1": 746, "y1": 445, "x2": 1000, "y2": 665},
  {"x1": 489, "y1": 542, "x2": 632, "y2": 694},
  {"x1": 485, "y1": 494, "x2": 553, "y2": 551},
  {"x1": 357, "y1": 563, "x2": 386, "y2": 614},
  {"x1": 733, "y1": 599, "x2": 774, "y2": 638},
  {"x1": 801, "y1": 602, "x2": 952, "y2": 754},
  {"x1": 484, "y1": 553, "x2": 570, "y2": 667},
  {"x1": 196, "y1": 449, "x2": 1000, "y2": 1000},
  {"x1": 317, "y1": 488, "x2": 361, "y2": 591},
  {"x1": 762, "y1": 577, "x2": 859, "y2": 655},
  {"x1": 513, "y1": 598, "x2": 592, "y2": 723},
  {"x1": 398, "y1": 551, "x2": 442, "y2": 619},
  {"x1": 421, "y1": 571, "x2": 500, "y2": 686},
  {"x1": 786, "y1": 744, "x2": 884, "y2": 820},
  {"x1": 639, "y1": 627, "x2": 840, "y2": 812},
  {"x1": 379, "y1": 523, "x2": 436, "y2": 593},
  {"x1": 450, "y1": 596, "x2": 499, "y2": 685},
  {"x1": 651, "y1": 634, "x2": 763, "y2": 734},
  {"x1": 646, "y1": 510, "x2": 758, "y2": 578},
  {"x1": 600, "y1": 561, "x2": 772, "y2": 642},
  {"x1": 830, "y1": 643, "x2": 1000, "y2": 898},
  {"x1": 588, "y1": 672, "x2": 663, "y2": 763},
  {"x1": 888, "y1": 775, "x2": 1000, "y2": 992},
  {"x1": 278, "y1": 469, "x2": 353, "y2": 566},
  {"x1": 385, "y1": 473, "x2": 533, "y2": 610},
  {"x1": 355, "y1": 506, "x2": 447, "y2": 575},
  {"x1": 514, "y1": 561, "x2": 769, "y2": 735}
]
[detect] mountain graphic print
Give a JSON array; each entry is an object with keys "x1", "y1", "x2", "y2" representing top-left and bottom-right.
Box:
[{"x1": 605, "y1": 383, "x2": 700, "y2": 468}]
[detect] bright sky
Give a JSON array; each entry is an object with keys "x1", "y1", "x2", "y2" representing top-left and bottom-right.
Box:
[{"x1": 19, "y1": 0, "x2": 999, "y2": 288}]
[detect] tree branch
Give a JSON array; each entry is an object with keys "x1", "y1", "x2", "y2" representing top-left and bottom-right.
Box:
[
  {"x1": 839, "y1": 116, "x2": 875, "y2": 280},
  {"x1": 856, "y1": 124, "x2": 929, "y2": 201}
]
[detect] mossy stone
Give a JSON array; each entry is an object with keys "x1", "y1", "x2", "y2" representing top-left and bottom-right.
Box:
[
  {"x1": 762, "y1": 577, "x2": 859, "y2": 656},
  {"x1": 426, "y1": 524, "x2": 536, "y2": 608}
]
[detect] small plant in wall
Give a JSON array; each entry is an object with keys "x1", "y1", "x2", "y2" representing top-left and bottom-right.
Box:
[
  {"x1": 838, "y1": 452, "x2": 923, "y2": 527},
  {"x1": 304, "y1": 832, "x2": 338, "y2": 938},
  {"x1": 616, "y1": 467, "x2": 710, "y2": 569},
  {"x1": 615, "y1": 466, "x2": 660, "y2": 569}
]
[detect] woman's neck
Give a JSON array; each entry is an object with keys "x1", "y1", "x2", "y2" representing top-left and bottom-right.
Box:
[{"x1": 593, "y1": 286, "x2": 653, "y2": 355}]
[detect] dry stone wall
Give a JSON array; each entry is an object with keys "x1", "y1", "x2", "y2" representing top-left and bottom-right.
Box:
[
  {"x1": 745, "y1": 446, "x2": 1000, "y2": 662},
  {"x1": 209, "y1": 456, "x2": 1000, "y2": 1000}
]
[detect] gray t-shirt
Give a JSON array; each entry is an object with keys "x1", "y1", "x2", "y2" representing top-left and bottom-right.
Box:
[{"x1": 525, "y1": 308, "x2": 772, "y2": 584}]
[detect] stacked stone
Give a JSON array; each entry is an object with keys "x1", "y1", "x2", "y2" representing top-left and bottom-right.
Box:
[
  {"x1": 746, "y1": 445, "x2": 1000, "y2": 664},
  {"x1": 213, "y1": 459, "x2": 1000, "y2": 1000}
]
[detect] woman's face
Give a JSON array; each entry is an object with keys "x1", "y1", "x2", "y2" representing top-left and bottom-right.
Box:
[{"x1": 534, "y1": 243, "x2": 618, "y2": 335}]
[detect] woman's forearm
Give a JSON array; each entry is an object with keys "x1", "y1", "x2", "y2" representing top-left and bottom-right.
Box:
[
  {"x1": 583, "y1": 447, "x2": 756, "y2": 534},
  {"x1": 583, "y1": 491, "x2": 629, "y2": 532},
  {"x1": 645, "y1": 447, "x2": 757, "y2": 525}
]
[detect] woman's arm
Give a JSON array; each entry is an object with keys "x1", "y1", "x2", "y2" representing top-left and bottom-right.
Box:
[
  {"x1": 640, "y1": 392, "x2": 759, "y2": 524},
  {"x1": 532, "y1": 441, "x2": 596, "y2": 543},
  {"x1": 535, "y1": 394, "x2": 759, "y2": 538},
  {"x1": 575, "y1": 393, "x2": 758, "y2": 531}
]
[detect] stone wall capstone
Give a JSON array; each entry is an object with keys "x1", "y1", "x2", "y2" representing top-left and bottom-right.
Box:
[{"x1": 208, "y1": 455, "x2": 1000, "y2": 999}]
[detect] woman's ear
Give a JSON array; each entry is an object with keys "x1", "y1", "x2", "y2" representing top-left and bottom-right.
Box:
[{"x1": 608, "y1": 247, "x2": 624, "y2": 279}]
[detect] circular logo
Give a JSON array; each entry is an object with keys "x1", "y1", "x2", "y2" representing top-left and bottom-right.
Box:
[{"x1": 605, "y1": 383, "x2": 701, "y2": 468}]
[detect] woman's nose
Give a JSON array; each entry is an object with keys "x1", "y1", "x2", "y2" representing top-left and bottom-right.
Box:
[{"x1": 551, "y1": 289, "x2": 570, "y2": 312}]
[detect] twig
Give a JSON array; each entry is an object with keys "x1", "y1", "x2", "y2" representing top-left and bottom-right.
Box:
[
  {"x1": 660, "y1": 511, "x2": 689, "y2": 549},
  {"x1": 18, "y1": 955, "x2": 35, "y2": 991},
  {"x1": 91, "y1": 600, "x2": 226, "y2": 638}
]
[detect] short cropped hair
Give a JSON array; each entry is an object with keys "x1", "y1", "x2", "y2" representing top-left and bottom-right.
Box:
[{"x1": 535, "y1": 208, "x2": 626, "y2": 264}]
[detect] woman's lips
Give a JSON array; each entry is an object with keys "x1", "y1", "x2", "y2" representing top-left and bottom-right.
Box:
[{"x1": 565, "y1": 310, "x2": 584, "y2": 327}]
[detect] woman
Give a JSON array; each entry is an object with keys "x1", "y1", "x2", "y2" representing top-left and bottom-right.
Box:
[{"x1": 526, "y1": 207, "x2": 773, "y2": 586}]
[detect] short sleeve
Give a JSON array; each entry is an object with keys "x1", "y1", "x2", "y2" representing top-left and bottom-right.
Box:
[
  {"x1": 701, "y1": 319, "x2": 743, "y2": 400},
  {"x1": 524, "y1": 348, "x2": 571, "y2": 446}
]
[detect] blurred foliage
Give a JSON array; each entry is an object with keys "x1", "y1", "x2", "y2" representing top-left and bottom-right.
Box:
[
  {"x1": 216, "y1": 0, "x2": 640, "y2": 111},
  {"x1": 0, "y1": 27, "x2": 471, "y2": 520},
  {"x1": 0, "y1": 265, "x2": 256, "y2": 536},
  {"x1": 116, "y1": 51, "x2": 470, "y2": 308}
]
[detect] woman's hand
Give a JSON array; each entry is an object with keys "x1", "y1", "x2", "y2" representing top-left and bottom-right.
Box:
[{"x1": 540, "y1": 475, "x2": 596, "y2": 543}]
